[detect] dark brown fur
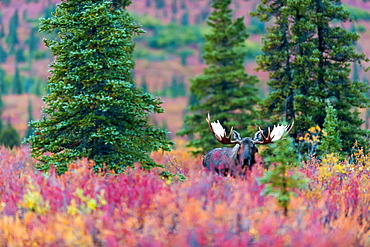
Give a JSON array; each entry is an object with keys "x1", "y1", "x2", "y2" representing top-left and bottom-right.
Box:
[{"x1": 203, "y1": 137, "x2": 258, "y2": 177}]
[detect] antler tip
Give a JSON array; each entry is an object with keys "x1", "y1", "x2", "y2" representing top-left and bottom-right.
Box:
[{"x1": 206, "y1": 113, "x2": 211, "y2": 123}]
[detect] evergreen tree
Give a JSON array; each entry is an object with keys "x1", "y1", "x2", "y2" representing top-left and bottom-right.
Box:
[
  {"x1": 27, "y1": 26, "x2": 39, "y2": 60},
  {"x1": 155, "y1": 0, "x2": 165, "y2": 9},
  {"x1": 0, "y1": 24, "x2": 4, "y2": 39},
  {"x1": 161, "y1": 120, "x2": 169, "y2": 139},
  {"x1": 15, "y1": 48, "x2": 26, "y2": 63},
  {"x1": 181, "y1": 11, "x2": 189, "y2": 26},
  {"x1": 258, "y1": 137, "x2": 307, "y2": 216},
  {"x1": 0, "y1": 114, "x2": 2, "y2": 137},
  {"x1": 25, "y1": 78, "x2": 34, "y2": 93},
  {"x1": 5, "y1": 10, "x2": 19, "y2": 52},
  {"x1": 25, "y1": 97, "x2": 34, "y2": 139},
  {"x1": 177, "y1": 48, "x2": 192, "y2": 66},
  {"x1": 188, "y1": 91, "x2": 199, "y2": 108},
  {"x1": 364, "y1": 76, "x2": 370, "y2": 129},
  {"x1": 318, "y1": 101, "x2": 342, "y2": 156},
  {"x1": 169, "y1": 75, "x2": 187, "y2": 97},
  {"x1": 141, "y1": 76, "x2": 148, "y2": 93},
  {"x1": 0, "y1": 93, "x2": 3, "y2": 111},
  {"x1": 252, "y1": 0, "x2": 369, "y2": 154},
  {"x1": 0, "y1": 44, "x2": 7, "y2": 63},
  {"x1": 26, "y1": 0, "x2": 173, "y2": 174},
  {"x1": 12, "y1": 66, "x2": 23, "y2": 95},
  {"x1": 0, "y1": 94, "x2": 3, "y2": 134},
  {"x1": 352, "y1": 62, "x2": 359, "y2": 82},
  {"x1": 0, "y1": 120, "x2": 21, "y2": 149},
  {"x1": 1, "y1": 0, "x2": 11, "y2": 7},
  {"x1": 171, "y1": 0, "x2": 178, "y2": 14},
  {"x1": 0, "y1": 68, "x2": 6, "y2": 94},
  {"x1": 170, "y1": 76, "x2": 179, "y2": 98},
  {"x1": 161, "y1": 81, "x2": 170, "y2": 97},
  {"x1": 23, "y1": 9, "x2": 29, "y2": 22},
  {"x1": 177, "y1": 75, "x2": 187, "y2": 97},
  {"x1": 33, "y1": 78, "x2": 45, "y2": 96},
  {"x1": 178, "y1": 0, "x2": 260, "y2": 155}
]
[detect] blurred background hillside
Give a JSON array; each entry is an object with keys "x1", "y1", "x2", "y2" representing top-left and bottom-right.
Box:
[{"x1": 0, "y1": 0, "x2": 370, "y2": 142}]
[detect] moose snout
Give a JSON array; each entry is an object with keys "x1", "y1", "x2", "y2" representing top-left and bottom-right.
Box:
[
  {"x1": 243, "y1": 149, "x2": 251, "y2": 161},
  {"x1": 242, "y1": 148, "x2": 254, "y2": 168}
]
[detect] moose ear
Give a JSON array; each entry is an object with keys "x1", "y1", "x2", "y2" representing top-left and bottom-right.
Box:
[{"x1": 232, "y1": 130, "x2": 242, "y2": 141}]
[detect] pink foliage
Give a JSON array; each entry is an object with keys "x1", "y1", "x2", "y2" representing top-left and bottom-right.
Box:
[{"x1": 0, "y1": 146, "x2": 369, "y2": 246}]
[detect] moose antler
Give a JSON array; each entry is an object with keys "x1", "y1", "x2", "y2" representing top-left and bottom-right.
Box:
[
  {"x1": 206, "y1": 114, "x2": 240, "y2": 145},
  {"x1": 254, "y1": 121, "x2": 294, "y2": 144}
]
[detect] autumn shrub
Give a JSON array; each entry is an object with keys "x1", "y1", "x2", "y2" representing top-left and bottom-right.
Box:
[
  {"x1": 0, "y1": 146, "x2": 369, "y2": 246},
  {"x1": 295, "y1": 125, "x2": 323, "y2": 159}
]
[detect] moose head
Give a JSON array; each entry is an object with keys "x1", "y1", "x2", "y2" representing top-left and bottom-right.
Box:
[{"x1": 203, "y1": 114, "x2": 294, "y2": 177}]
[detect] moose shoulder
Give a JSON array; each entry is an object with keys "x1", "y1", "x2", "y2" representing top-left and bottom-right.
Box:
[{"x1": 203, "y1": 114, "x2": 293, "y2": 177}]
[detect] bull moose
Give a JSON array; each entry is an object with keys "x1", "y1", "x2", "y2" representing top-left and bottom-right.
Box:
[{"x1": 203, "y1": 114, "x2": 294, "y2": 177}]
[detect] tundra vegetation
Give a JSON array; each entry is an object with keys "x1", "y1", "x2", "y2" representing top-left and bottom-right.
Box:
[
  {"x1": 0, "y1": 0, "x2": 369, "y2": 245},
  {"x1": 0, "y1": 146, "x2": 368, "y2": 245}
]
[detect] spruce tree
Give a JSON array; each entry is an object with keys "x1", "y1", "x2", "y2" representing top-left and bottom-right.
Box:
[
  {"x1": 178, "y1": 0, "x2": 260, "y2": 155},
  {"x1": 12, "y1": 66, "x2": 23, "y2": 95},
  {"x1": 181, "y1": 11, "x2": 189, "y2": 26},
  {"x1": 318, "y1": 101, "x2": 342, "y2": 156},
  {"x1": 141, "y1": 76, "x2": 148, "y2": 93},
  {"x1": 364, "y1": 76, "x2": 370, "y2": 129},
  {"x1": 1, "y1": 0, "x2": 11, "y2": 7},
  {"x1": 170, "y1": 76, "x2": 179, "y2": 98},
  {"x1": 27, "y1": 26, "x2": 39, "y2": 60},
  {"x1": 0, "y1": 44, "x2": 6, "y2": 63},
  {"x1": 0, "y1": 68, "x2": 6, "y2": 94},
  {"x1": 252, "y1": 0, "x2": 369, "y2": 154},
  {"x1": 258, "y1": 137, "x2": 307, "y2": 216},
  {"x1": 155, "y1": 0, "x2": 165, "y2": 9},
  {"x1": 15, "y1": 49, "x2": 26, "y2": 63},
  {"x1": 0, "y1": 24, "x2": 4, "y2": 39},
  {"x1": 0, "y1": 120, "x2": 21, "y2": 149},
  {"x1": 25, "y1": 97, "x2": 34, "y2": 139},
  {"x1": 171, "y1": 0, "x2": 178, "y2": 15},
  {"x1": 0, "y1": 93, "x2": 3, "y2": 112},
  {"x1": 26, "y1": 0, "x2": 173, "y2": 174},
  {"x1": 5, "y1": 10, "x2": 19, "y2": 53},
  {"x1": 0, "y1": 95, "x2": 3, "y2": 134}
]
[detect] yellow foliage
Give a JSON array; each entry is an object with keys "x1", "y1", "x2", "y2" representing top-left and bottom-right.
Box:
[
  {"x1": 0, "y1": 202, "x2": 5, "y2": 213},
  {"x1": 67, "y1": 199, "x2": 78, "y2": 216},
  {"x1": 321, "y1": 153, "x2": 340, "y2": 165},
  {"x1": 308, "y1": 125, "x2": 321, "y2": 134},
  {"x1": 19, "y1": 178, "x2": 50, "y2": 215},
  {"x1": 72, "y1": 188, "x2": 106, "y2": 214},
  {"x1": 86, "y1": 198, "x2": 97, "y2": 211},
  {"x1": 21, "y1": 190, "x2": 50, "y2": 214},
  {"x1": 319, "y1": 153, "x2": 346, "y2": 180}
]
